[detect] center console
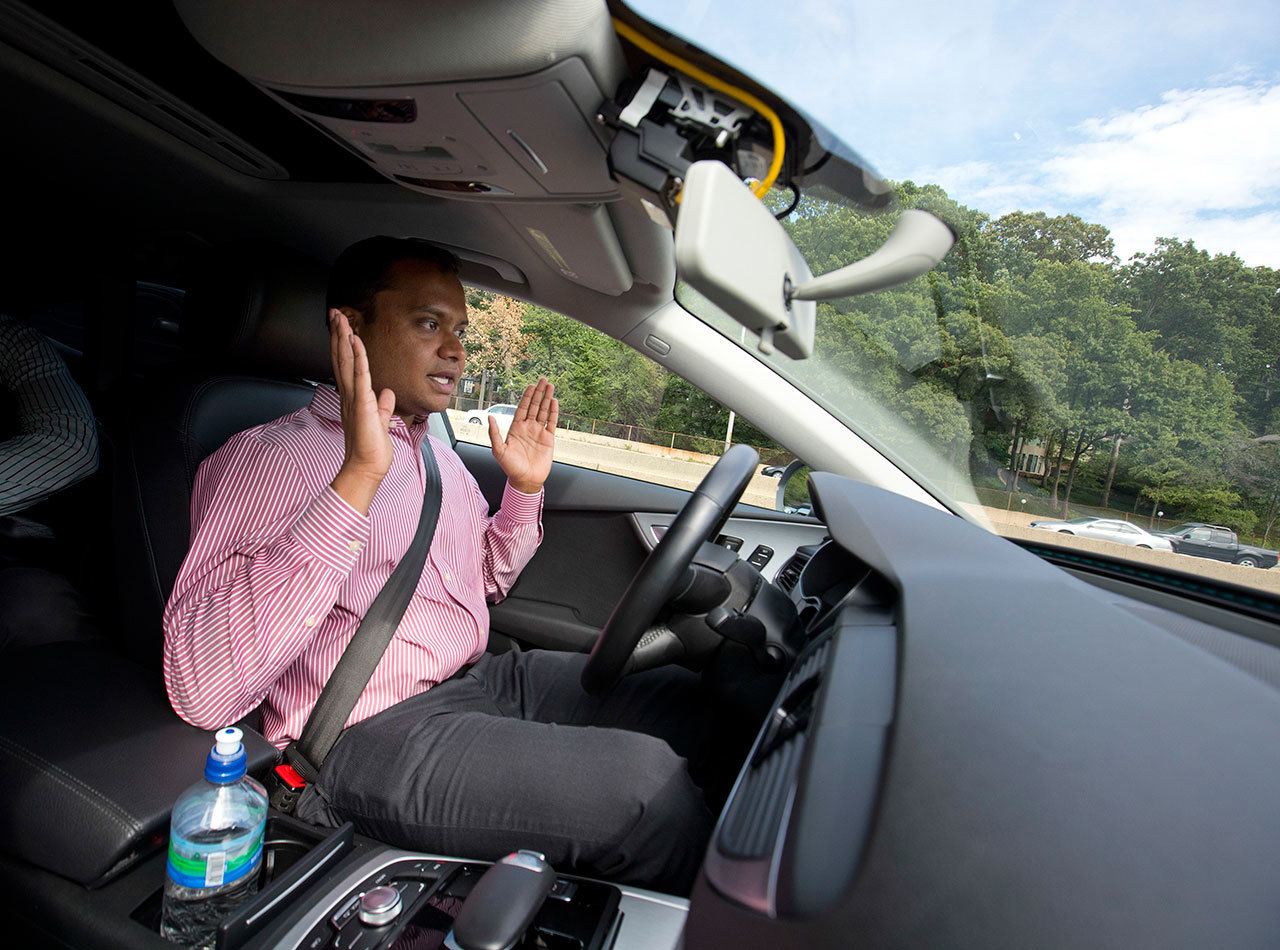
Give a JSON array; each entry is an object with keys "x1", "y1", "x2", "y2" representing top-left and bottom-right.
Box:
[{"x1": 267, "y1": 848, "x2": 687, "y2": 950}]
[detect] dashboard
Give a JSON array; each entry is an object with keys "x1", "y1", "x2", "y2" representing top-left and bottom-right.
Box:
[{"x1": 684, "y1": 471, "x2": 1280, "y2": 948}]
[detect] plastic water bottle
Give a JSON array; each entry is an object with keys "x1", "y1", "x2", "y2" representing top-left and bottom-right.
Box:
[{"x1": 160, "y1": 727, "x2": 268, "y2": 948}]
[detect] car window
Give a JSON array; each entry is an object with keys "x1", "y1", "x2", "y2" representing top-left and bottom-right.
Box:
[
  {"x1": 449, "y1": 291, "x2": 793, "y2": 510},
  {"x1": 1211, "y1": 529, "x2": 1234, "y2": 543},
  {"x1": 1189, "y1": 528, "x2": 1212, "y2": 541},
  {"x1": 637, "y1": 0, "x2": 1280, "y2": 592},
  {"x1": 1114, "y1": 524, "x2": 1140, "y2": 534}
]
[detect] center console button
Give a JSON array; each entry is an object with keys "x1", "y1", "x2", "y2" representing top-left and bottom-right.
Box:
[
  {"x1": 394, "y1": 878, "x2": 427, "y2": 904},
  {"x1": 394, "y1": 858, "x2": 448, "y2": 881},
  {"x1": 333, "y1": 927, "x2": 375, "y2": 950},
  {"x1": 330, "y1": 894, "x2": 361, "y2": 931},
  {"x1": 300, "y1": 920, "x2": 331, "y2": 950},
  {"x1": 358, "y1": 885, "x2": 403, "y2": 927},
  {"x1": 547, "y1": 878, "x2": 577, "y2": 902}
]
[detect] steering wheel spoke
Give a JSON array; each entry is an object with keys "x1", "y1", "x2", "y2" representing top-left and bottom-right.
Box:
[
  {"x1": 622, "y1": 624, "x2": 686, "y2": 676},
  {"x1": 582, "y1": 445, "x2": 760, "y2": 693}
]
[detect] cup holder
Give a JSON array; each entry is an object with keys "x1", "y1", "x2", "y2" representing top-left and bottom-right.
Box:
[{"x1": 132, "y1": 814, "x2": 353, "y2": 949}]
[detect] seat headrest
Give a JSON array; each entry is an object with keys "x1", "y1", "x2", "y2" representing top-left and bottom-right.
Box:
[{"x1": 182, "y1": 242, "x2": 332, "y2": 380}]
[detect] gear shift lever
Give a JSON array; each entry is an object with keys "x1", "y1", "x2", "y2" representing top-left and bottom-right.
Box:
[{"x1": 446, "y1": 850, "x2": 555, "y2": 950}]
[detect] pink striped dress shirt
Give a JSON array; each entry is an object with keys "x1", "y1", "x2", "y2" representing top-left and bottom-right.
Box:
[{"x1": 162, "y1": 384, "x2": 543, "y2": 748}]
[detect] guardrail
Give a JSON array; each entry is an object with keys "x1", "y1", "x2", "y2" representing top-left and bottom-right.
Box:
[{"x1": 450, "y1": 398, "x2": 793, "y2": 466}]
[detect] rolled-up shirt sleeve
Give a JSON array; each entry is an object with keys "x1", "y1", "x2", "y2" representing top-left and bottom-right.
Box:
[
  {"x1": 162, "y1": 432, "x2": 370, "y2": 729},
  {"x1": 478, "y1": 480, "x2": 543, "y2": 602}
]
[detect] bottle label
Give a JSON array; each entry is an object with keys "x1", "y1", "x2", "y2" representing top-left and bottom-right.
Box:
[{"x1": 166, "y1": 827, "x2": 264, "y2": 890}]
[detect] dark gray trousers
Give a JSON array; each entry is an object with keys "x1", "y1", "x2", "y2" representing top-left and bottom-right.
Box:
[{"x1": 295, "y1": 648, "x2": 714, "y2": 891}]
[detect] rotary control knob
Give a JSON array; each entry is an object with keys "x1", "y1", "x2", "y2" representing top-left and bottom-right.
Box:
[{"x1": 358, "y1": 885, "x2": 403, "y2": 927}]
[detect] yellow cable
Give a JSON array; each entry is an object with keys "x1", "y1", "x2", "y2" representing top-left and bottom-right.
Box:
[{"x1": 611, "y1": 17, "x2": 786, "y2": 200}]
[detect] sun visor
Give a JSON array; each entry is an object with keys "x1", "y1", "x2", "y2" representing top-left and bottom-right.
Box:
[
  {"x1": 675, "y1": 161, "x2": 815, "y2": 359},
  {"x1": 499, "y1": 204, "x2": 633, "y2": 296}
]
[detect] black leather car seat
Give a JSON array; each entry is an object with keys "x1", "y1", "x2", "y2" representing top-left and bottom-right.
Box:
[
  {"x1": 112, "y1": 242, "x2": 332, "y2": 669},
  {"x1": 0, "y1": 243, "x2": 325, "y2": 889}
]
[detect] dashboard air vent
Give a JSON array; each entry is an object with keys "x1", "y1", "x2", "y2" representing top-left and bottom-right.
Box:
[
  {"x1": 718, "y1": 638, "x2": 830, "y2": 859},
  {"x1": 775, "y1": 550, "x2": 811, "y2": 594},
  {"x1": 0, "y1": 2, "x2": 287, "y2": 180}
]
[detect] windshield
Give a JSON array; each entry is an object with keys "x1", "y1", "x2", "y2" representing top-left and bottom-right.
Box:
[{"x1": 631, "y1": 0, "x2": 1280, "y2": 588}]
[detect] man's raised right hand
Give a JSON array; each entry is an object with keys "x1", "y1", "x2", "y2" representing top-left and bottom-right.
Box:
[{"x1": 329, "y1": 309, "x2": 396, "y2": 516}]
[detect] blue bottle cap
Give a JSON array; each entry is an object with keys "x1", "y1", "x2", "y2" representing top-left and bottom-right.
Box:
[{"x1": 204, "y1": 726, "x2": 248, "y2": 784}]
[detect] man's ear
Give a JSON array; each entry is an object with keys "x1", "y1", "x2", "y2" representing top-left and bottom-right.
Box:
[{"x1": 340, "y1": 306, "x2": 365, "y2": 335}]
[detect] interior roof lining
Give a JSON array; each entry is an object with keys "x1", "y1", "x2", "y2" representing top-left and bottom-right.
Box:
[{"x1": 0, "y1": 29, "x2": 672, "y2": 343}]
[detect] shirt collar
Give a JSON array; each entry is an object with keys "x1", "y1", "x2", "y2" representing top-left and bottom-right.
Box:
[{"x1": 309, "y1": 384, "x2": 432, "y2": 446}]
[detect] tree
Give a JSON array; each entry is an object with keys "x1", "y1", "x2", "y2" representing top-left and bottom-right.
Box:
[
  {"x1": 1227, "y1": 437, "x2": 1280, "y2": 543},
  {"x1": 465, "y1": 291, "x2": 529, "y2": 405},
  {"x1": 1124, "y1": 239, "x2": 1279, "y2": 431},
  {"x1": 988, "y1": 210, "x2": 1118, "y2": 277}
]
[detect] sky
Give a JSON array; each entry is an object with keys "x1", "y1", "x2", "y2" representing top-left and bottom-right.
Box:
[{"x1": 629, "y1": 0, "x2": 1280, "y2": 268}]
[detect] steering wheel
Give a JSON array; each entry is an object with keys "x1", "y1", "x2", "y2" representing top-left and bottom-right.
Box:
[{"x1": 581, "y1": 444, "x2": 760, "y2": 693}]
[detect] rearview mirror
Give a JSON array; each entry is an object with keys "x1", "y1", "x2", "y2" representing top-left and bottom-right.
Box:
[
  {"x1": 674, "y1": 160, "x2": 956, "y2": 360},
  {"x1": 787, "y1": 209, "x2": 955, "y2": 302}
]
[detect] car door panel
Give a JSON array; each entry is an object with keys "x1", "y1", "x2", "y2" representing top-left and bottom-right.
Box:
[
  {"x1": 1209, "y1": 530, "x2": 1237, "y2": 560},
  {"x1": 451, "y1": 440, "x2": 825, "y2": 652},
  {"x1": 1180, "y1": 530, "x2": 1214, "y2": 558},
  {"x1": 1079, "y1": 522, "x2": 1107, "y2": 542}
]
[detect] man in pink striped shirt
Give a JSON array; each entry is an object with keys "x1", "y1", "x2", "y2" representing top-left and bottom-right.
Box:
[{"x1": 164, "y1": 238, "x2": 711, "y2": 890}]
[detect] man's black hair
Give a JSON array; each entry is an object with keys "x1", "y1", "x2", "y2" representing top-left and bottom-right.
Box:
[{"x1": 326, "y1": 237, "x2": 460, "y2": 323}]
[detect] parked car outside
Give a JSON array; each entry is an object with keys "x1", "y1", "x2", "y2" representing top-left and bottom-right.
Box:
[
  {"x1": 465, "y1": 403, "x2": 518, "y2": 436},
  {"x1": 1028, "y1": 517, "x2": 1174, "y2": 551},
  {"x1": 1156, "y1": 523, "x2": 1279, "y2": 568}
]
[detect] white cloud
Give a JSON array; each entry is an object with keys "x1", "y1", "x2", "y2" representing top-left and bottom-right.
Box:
[
  {"x1": 909, "y1": 159, "x2": 997, "y2": 194},
  {"x1": 909, "y1": 159, "x2": 1049, "y2": 218},
  {"x1": 913, "y1": 83, "x2": 1280, "y2": 267},
  {"x1": 1108, "y1": 209, "x2": 1280, "y2": 266},
  {"x1": 1046, "y1": 84, "x2": 1280, "y2": 215},
  {"x1": 1051, "y1": 83, "x2": 1280, "y2": 264}
]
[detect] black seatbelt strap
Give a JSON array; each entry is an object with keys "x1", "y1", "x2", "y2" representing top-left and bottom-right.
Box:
[{"x1": 282, "y1": 440, "x2": 442, "y2": 788}]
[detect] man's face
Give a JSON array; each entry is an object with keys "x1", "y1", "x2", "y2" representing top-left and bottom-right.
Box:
[{"x1": 344, "y1": 258, "x2": 468, "y2": 420}]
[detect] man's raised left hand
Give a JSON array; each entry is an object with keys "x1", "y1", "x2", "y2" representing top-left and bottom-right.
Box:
[{"x1": 490, "y1": 377, "x2": 557, "y2": 494}]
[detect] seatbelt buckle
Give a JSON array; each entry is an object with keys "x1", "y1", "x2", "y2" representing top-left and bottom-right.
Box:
[{"x1": 268, "y1": 762, "x2": 307, "y2": 814}]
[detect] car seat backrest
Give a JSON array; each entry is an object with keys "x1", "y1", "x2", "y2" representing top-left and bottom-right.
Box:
[{"x1": 112, "y1": 243, "x2": 331, "y2": 667}]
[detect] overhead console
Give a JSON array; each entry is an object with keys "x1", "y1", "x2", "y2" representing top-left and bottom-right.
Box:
[
  {"x1": 260, "y1": 60, "x2": 619, "y2": 204},
  {"x1": 255, "y1": 60, "x2": 640, "y2": 295},
  {"x1": 171, "y1": 1, "x2": 889, "y2": 297},
  {"x1": 172, "y1": 0, "x2": 644, "y2": 294}
]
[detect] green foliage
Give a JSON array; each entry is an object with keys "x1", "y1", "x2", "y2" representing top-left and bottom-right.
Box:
[
  {"x1": 484, "y1": 178, "x2": 1280, "y2": 537},
  {"x1": 513, "y1": 305, "x2": 780, "y2": 451},
  {"x1": 517, "y1": 305, "x2": 667, "y2": 425}
]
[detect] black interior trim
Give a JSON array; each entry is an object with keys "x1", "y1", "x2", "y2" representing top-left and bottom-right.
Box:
[{"x1": 1016, "y1": 540, "x2": 1280, "y2": 623}]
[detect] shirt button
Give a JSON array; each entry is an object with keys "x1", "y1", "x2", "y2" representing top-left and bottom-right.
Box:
[
  {"x1": 443, "y1": 571, "x2": 453, "y2": 582},
  {"x1": 348, "y1": 540, "x2": 364, "y2": 553},
  {"x1": 304, "y1": 616, "x2": 316, "y2": 628}
]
